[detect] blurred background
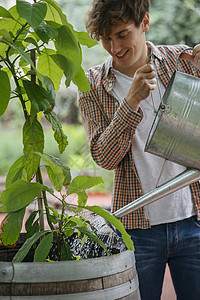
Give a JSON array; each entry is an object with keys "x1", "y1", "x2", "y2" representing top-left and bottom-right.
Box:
[{"x1": 0, "y1": 0, "x2": 199, "y2": 195}]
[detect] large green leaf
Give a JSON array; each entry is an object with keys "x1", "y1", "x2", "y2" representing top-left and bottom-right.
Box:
[
  {"x1": 0, "y1": 180, "x2": 49, "y2": 213},
  {"x1": 42, "y1": 75, "x2": 56, "y2": 112},
  {"x1": 12, "y1": 230, "x2": 48, "y2": 262},
  {"x1": 23, "y1": 78, "x2": 55, "y2": 115},
  {"x1": 42, "y1": 0, "x2": 68, "y2": 25},
  {"x1": 0, "y1": 70, "x2": 11, "y2": 117},
  {"x1": 17, "y1": 0, "x2": 47, "y2": 29},
  {"x1": 77, "y1": 192, "x2": 88, "y2": 209},
  {"x1": 35, "y1": 22, "x2": 58, "y2": 44},
  {"x1": 67, "y1": 176, "x2": 104, "y2": 207},
  {"x1": 0, "y1": 6, "x2": 14, "y2": 19},
  {"x1": 23, "y1": 119, "x2": 44, "y2": 180},
  {"x1": 37, "y1": 49, "x2": 63, "y2": 92},
  {"x1": 77, "y1": 31, "x2": 98, "y2": 48},
  {"x1": 43, "y1": 154, "x2": 71, "y2": 185},
  {"x1": 6, "y1": 155, "x2": 27, "y2": 189},
  {"x1": 0, "y1": 42, "x2": 8, "y2": 58},
  {"x1": 60, "y1": 238, "x2": 75, "y2": 261},
  {"x1": 26, "y1": 219, "x2": 40, "y2": 239},
  {"x1": 0, "y1": 6, "x2": 27, "y2": 55},
  {"x1": 85, "y1": 206, "x2": 135, "y2": 251},
  {"x1": 0, "y1": 6, "x2": 27, "y2": 56},
  {"x1": 0, "y1": 29, "x2": 13, "y2": 42},
  {"x1": 68, "y1": 176, "x2": 104, "y2": 195},
  {"x1": 72, "y1": 66, "x2": 90, "y2": 92},
  {"x1": 50, "y1": 53, "x2": 71, "y2": 87},
  {"x1": 25, "y1": 210, "x2": 39, "y2": 232},
  {"x1": 22, "y1": 80, "x2": 42, "y2": 113},
  {"x1": 45, "y1": 112, "x2": 68, "y2": 153},
  {"x1": 55, "y1": 25, "x2": 82, "y2": 82},
  {"x1": 37, "y1": 153, "x2": 67, "y2": 191},
  {"x1": 34, "y1": 232, "x2": 53, "y2": 262},
  {"x1": 0, "y1": 208, "x2": 25, "y2": 247}
]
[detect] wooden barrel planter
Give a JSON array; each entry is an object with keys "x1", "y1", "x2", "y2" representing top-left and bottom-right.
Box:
[{"x1": 0, "y1": 247, "x2": 140, "y2": 299}]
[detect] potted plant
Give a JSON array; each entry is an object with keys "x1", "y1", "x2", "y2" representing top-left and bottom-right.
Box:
[{"x1": 0, "y1": 1, "x2": 140, "y2": 299}]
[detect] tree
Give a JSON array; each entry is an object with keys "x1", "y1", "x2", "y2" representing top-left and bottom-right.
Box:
[{"x1": 148, "y1": 0, "x2": 200, "y2": 46}]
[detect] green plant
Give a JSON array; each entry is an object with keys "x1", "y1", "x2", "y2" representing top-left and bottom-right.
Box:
[{"x1": 0, "y1": 0, "x2": 134, "y2": 262}]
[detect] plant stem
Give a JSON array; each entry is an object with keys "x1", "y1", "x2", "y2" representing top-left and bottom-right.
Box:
[
  {"x1": 57, "y1": 195, "x2": 65, "y2": 261},
  {"x1": 5, "y1": 56, "x2": 28, "y2": 119},
  {"x1": 29, "y1": 48, "x2": 47, "y2": 232},
  {"x1": 30, "y1": 50, "x2": 36, "y2": 82},
  {"x1": 36, "y1": 172, "x2": 45, "y2": 231},
  {"x1": 36, "y1": 167, "x2": 54, "y2": 230}
]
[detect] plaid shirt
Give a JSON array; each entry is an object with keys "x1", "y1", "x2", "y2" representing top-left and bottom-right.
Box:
[{"x1": 78, "y1": 42, "x2": 200, "y2": 229}]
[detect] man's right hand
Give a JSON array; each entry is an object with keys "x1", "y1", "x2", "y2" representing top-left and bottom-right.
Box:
[{"x1": 125, "y1": 62, "x2": 157, "y2": 112}]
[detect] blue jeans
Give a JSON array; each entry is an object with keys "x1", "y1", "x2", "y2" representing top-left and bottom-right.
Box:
[{"x1": 126, "y1": 216, "x2": 200, "y2": 300}]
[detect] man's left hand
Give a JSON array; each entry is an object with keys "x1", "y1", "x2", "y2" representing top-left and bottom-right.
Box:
[{"x1": 180, "y1": 44, "x2": 200, "y2": 69}]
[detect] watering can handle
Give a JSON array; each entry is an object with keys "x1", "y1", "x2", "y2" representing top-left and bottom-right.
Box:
[{"x1": 176, "y1": 47, "x2": 193, "y2": 70}]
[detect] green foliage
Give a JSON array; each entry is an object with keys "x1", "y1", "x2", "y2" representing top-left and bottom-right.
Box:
[
  {"x1": 23, "y1": 119, "x2": 44, "y2": 180},
  {"x1": 68, "y1": 175, "x2": 104, "y2": 207},
  {"x1": 0, "y1": 0, "x2": 132, "y2": 263},
  {"x1": 148, "y1": 0, "x2": 200, "y2": 47},
  {"x1": 45, "y1": 112, "x2": 68, "y2": 153},
  {"x1": 12, "y1": 230, "x2": 49, "y2": 262},
  {"x1": 17, "y1": 0, "x2": 47, "y2": 29},
  {"x1": 0, "y1": 208, "x2": 25, "y2": 246},
  {"x1": 33, "y1": 232, "x2": 54, "y2": 262},
  {"x1": 5, "y1": 155, "x2": 27, "y2": 188},
  {"x1": 38, "y1": 152, "x2": 71, "y2": 191},
  {"x1": 0, "y1": 180, "x2": 49, "y2": 213},
  {"x1": 55, "y1": 25, "x2": 82, "y2": 86},
  {"x1": 37, "y1": 48, "x2": 63, "y2": 92},
  {"x1": 23, "y1": 76, "x2": 56, "y2": 115},
  {"x1": 85, "y1": 206, "x2": 134, "y2": 251},
  {"x1": 72, "y1": 66, "x2": 90, "y2": 92},
  {"x1": 0, "y1": 70, "x2": 11, "y2": 116}
]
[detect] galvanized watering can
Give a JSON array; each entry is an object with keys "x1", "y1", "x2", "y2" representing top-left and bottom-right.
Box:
[
  {"x1": 114, "y1": 48, "x2": 200, "y2": 218},
  {"x1": 145, "y1": 48, "x2": 200, "y2": 169}
]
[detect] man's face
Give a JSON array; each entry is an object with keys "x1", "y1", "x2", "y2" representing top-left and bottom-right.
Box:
[{"x1": 101, "y1": 14, "x2": 149, "y2": 76}]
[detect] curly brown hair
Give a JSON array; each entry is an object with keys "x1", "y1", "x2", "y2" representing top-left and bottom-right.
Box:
[{"x1": 85, "y1": 0, "x2": 150, "y2": 41}]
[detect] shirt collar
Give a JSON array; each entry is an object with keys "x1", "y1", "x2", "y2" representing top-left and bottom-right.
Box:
[
  {"x1": 146, "y1": 41, "x2": 165, "y2": 62},
  {"x1": 105, "y1": 56, "x2": 114, "y2": 77}
]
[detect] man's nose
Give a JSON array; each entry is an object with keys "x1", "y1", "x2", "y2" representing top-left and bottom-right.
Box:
[{"x1": 110, "y1": 39, "x2": 121, "y2": 54}]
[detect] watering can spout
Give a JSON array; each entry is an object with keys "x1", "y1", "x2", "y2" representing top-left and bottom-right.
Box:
[{"x1": 114, "y1": 169, "x2": 200, "y2": 219}]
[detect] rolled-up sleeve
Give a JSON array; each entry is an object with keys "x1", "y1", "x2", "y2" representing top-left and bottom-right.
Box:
[{"x1": 78, "y1": 82, "x2": 143, "y2": 170}]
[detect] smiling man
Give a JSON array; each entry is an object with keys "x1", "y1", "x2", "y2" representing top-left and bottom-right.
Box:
[{"x1": 78, "y1": 1, "x2": 200, "y2": 299}]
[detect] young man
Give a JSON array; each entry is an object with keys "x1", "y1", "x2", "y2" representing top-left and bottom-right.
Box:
[{"x1": 78, "y1": 1, "x2": 200, "y2": 299}]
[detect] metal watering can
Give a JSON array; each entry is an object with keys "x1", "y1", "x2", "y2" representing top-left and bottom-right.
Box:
[{"x1": 114, "y1": 48, "x2": 200, "y2": 218}]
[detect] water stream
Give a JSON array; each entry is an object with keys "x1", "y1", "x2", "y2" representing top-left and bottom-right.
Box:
[{"x1": 49, "y1": 211, "x2": 127, "y2": 261}]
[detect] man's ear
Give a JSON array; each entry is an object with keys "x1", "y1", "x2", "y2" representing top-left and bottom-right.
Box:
[{"x1": 142, "y1": 12, "x2": 150, "y2": 33}]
